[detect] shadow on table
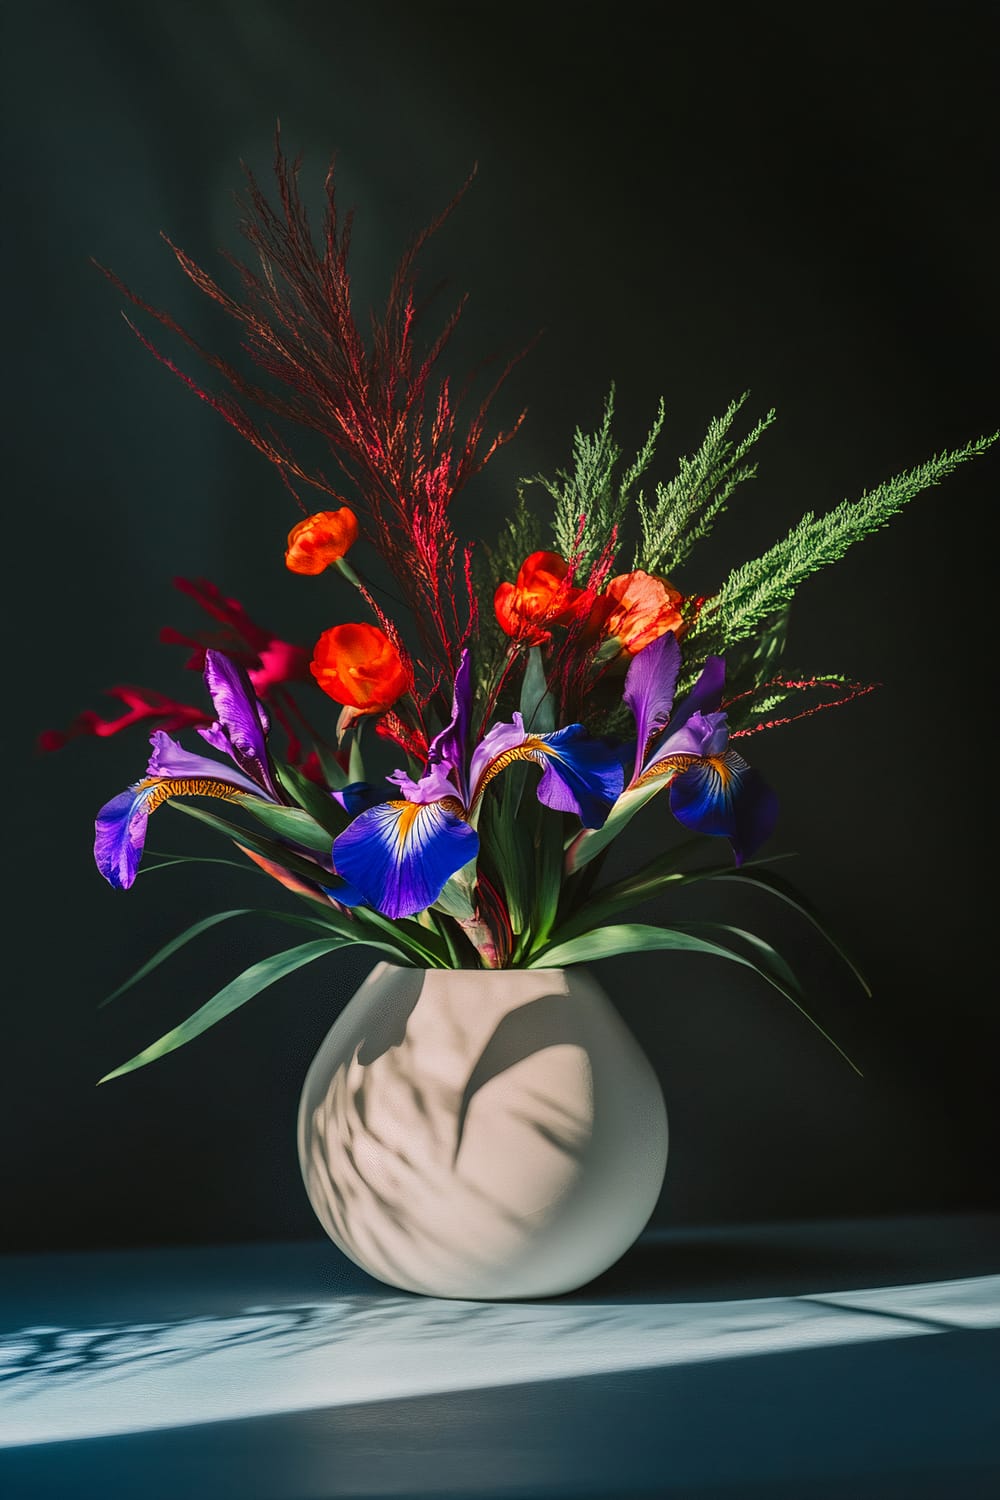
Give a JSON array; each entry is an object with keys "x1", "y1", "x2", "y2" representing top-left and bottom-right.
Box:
[{"x1": 1, "y1": 1324, "x2": 998, "y2": 1499}]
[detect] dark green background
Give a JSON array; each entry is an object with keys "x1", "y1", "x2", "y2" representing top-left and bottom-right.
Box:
[{"x1": 5, "y1": 1, "x2": 997, "y2": 1251}]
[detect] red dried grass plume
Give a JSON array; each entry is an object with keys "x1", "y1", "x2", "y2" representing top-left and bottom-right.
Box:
[{"x1": 95, "y1": 131, "x2": 527, "y2": 691}]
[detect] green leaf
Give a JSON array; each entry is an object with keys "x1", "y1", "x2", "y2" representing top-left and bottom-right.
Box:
[
  {"x1": 635, "y1": 394, "x2": 776, "y2": 575},
  {"x1": 234, "y1": 795, "x2": 335, "y2": 853},
  {"x1": 99, "y1": 939, "x2": 349, "y2": 1083},
  {"x1": 553, "y1": 839, "x2": 718, "y2": 939},
  {"x1": 169, "y1": 801, "x2": 345, "y2": 891},
  {"x1": 554, "y1": 844, "x2": 795, "y2": 942},
  {"x1": 527, "y1": 804, "x2": 565, "y2": 954},
  {"x1": 139, "y1": 853, "x2": 262, "y2": 877},
  {"x1": 678, "y1": 920, "x2": 804, "y2": 999},
  {"x1": 433, "y1": 859, "x2": 479, "y2": 923},
  {"x1": 564, "y1": 783, "x2": 663, "y2": 873},
  {"x1": 483, "y1": 776, "x2": 534, "y2": 935},
  {"x1": 350, "y1": 905, "x2": 449, "y2": 969},
  {"x1": 707, "y1": 868, "x2": 872, "y2": 997},
  {"x1": 425, "y1": 907, "x2": 464, "y2": 967},
  {"x1": 671, "y1": 920, "x2": 861, "y2": 1075},
  {"x1": 531, "y1": 385, "x2": 666, "y2": 575},
  {"x1": 314, "y1": 739, "x2": 349, "y2": 790},
  {"x1": 520, "y1": 646, "x2": 555, "y2": 732},
  {"x1": 274, "y1": 763, "x2": 349, "y2": 836},
  {"x1": 748, "y1": 604, "x2": 790, "y2": 678},
  {"x1": 100, "y1": 909, "x2": 263, "y2": 1007},
  {"x1": 348, "y1": 720, "x2": 366, "y2": 783},
  {"x1": 99, "y1": 905, "x2": 415, "y2": 1010},
  {"x1": 529, "y1": 921, "x2": 860, "y2": 1075},
  {"x1": 531, "y1": 921, "x2": 750, "y2": 968},
  {"x1": 174, "y1": 798, "x2": 452, "y2": 967}
]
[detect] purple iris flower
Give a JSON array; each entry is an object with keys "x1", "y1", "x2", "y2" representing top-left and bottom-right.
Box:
[
  {"x1": 332, "y1": 651, "x2": 625, "y2": 919},
  {"x1": 94, "y1": 650, "x2": 281, "y2": 890},
  {"x1": 622, "y1": 632, "x2": 778, "y2": 864}
]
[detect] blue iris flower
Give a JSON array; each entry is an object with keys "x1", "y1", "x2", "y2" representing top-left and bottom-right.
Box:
[{"x1": 331, "y1": 652, "x2": 625, "y2": 919}]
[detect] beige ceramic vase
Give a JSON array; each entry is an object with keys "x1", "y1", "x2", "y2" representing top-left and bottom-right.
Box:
[{"x1": 297, "y1": 962, "x2": 668, "y2": 1299}]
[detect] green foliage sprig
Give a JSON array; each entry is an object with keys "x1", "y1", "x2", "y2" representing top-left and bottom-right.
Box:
[
  {"x1": 635, "y1": 393, "x2": 777, "y2": 574},
  {"x1": 525, "y1": 386, "x2": 665, "y2": 574},
  {"x1": 689, "y1": 432, "x2": 997, "y2": 657}
]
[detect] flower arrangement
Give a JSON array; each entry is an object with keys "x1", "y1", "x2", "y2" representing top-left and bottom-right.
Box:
[{"x1": 46, "y1": 141, "x2": 994, "y2": 1085}]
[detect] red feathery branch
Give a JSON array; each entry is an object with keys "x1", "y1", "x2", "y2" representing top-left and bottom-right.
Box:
[
  {"x1": 727, "y1": 675, "x2": 880, "y2": 736},
  {"x1": 95, "y1": 130, "x2": 528, "y2": 690}
]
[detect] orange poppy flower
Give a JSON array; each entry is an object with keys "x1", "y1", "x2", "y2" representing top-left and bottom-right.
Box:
[
  {"x1": 494, "y1": 551, "x2": 590, "y2": 645},
  {"x1": 285, "y1": 507, "x2": 359, "y2": 575},
  {"x1": 600, "y1": 570, "x2": 686, "y2": 655},
  {"x1": 310, "y1": 623, "x2": 410, "y2": 713}
]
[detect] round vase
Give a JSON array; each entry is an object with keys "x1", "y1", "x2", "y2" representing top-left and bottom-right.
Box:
[{"x1": 297, "y1": 962, "x2": 668, "y2": 1299}]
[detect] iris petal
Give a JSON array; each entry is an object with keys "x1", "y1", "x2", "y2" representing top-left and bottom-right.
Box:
[
  {"x1": 146, "y1": 730, "x2": 260, "y2": 794},
  {"x1": 94, "y1": 786, "x2": 152, "y2": 891},
  {"x1": 94, "y1": 769, "x2": 247, "y2": 890},
  {"x1": 200, "y1": 650, "x2": 278, "y2": 797},
  {"x1": 623, "y1": 632, "x2": 681, "y2": 767},
  {"x1": 468, "y1": 713, "x2": 528, "y2": 799},
  {"x1": 424, "y1": 650, "x2": 473, "y2": 804},
  {"x1": 332, "y1": 800, "x2": 479, "y2": 919},
  {"x1": 667, "y1": 750, "x2": 779, "y2": 865},
  {"x1": 470, "y1": 715, "x2": 625, "y2": 828},
  {"x1": 649, "y1": 709, "x2": 729, "y2": 766},
  {"x1": 533, "y1": 726, "x2": 627, "y2": 828},
  {"x1": 669, "y1": 655, "x2": 726, "y2": 735}
]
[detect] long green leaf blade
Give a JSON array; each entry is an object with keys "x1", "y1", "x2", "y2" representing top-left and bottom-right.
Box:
[
  {"x1": 670, "y1": 920, "x2": 861, "y2": 1074},
  {"x1": 520, "y1": 645, "x2": 556, "y2": 732},
  {"x1": 98, "y1": 906, "x2": 406, "y2": 1010},
  {"x1": 555, "y1": 838, "x2": 715, "y2": 937},
  {"x1": 529, "y1": 921, "x2": 860, "y2": 1075},
  {"x1": 169, "y1": 802, "x2": 346, "y2": 890},
  {"x1": 139, "y1": 852, "x2": 264, "y2": 877},
  {"x1": 564, "y1": 783, "x2": 662, "y2": 873},
  {"x1": 273, "y1": 763, "x2": 349, "y2": 837},
  {"x1": 708, "y1": 869, "x2": 872, "y2": 996},
  {"x1": 100, "y1": 909, "x2": 259, "y2": 1008},
  {"x1": 554, "y1": 848, "x2": 794, "y2": 943},
  {"x1": 493, "y1": 767, "x2": 535, "y2": 933},
  {"x1": 351, "y1": 906, "x2": 449, "y2": 969},
  {"x1": 531, "y1": 921, "x2": 765, "y2": 968},
  {"x1": 99, "y1": 939, "x2": 348, "y2": 1083},
  {"x1": 234, "y1": 795, "x2": 334, "y2": 853}
]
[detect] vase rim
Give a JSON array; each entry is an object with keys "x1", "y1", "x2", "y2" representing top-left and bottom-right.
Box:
[{"x1": 373, "y1": 962, "x2": 571, "y2": 975}]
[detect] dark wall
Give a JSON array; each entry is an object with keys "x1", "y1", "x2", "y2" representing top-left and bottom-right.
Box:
[{"x1": 5, "y1": 1, "x2": 997, "y2": 1252}]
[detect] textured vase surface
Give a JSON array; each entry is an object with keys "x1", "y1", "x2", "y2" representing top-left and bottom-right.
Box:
[{"x1": 297, "y1": 962, "x2": 668, "y2": 1299}]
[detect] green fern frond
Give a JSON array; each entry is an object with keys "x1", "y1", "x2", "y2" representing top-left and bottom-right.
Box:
[
  {"x1": 691, "y1": 432, "x2": 997, "y2": 656},
  {"x1": 523, "y1": 386, "x2": 666, "y2": 573},
  {"x1": 635, "y1": 394, "x2": 776, "y2": 575}
]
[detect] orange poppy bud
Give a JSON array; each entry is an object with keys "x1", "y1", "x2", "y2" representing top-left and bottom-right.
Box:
[
  {"x1": 310, "y1": 622, "x2": 410, "y2": 713},
  {"x1": 600, "y1": 570, "x2": 686, "y2": 655},
  {"x1": 285, "y1": 508, "x2": 359, "y2": 575},
  {"x1": 494, "y1": 551, "x2": 589, "y2": 644}
]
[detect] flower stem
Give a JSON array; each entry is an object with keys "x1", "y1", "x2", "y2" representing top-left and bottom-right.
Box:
[{"x1": 477, "y1": 643, "x2": 522, "y2": 739}]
